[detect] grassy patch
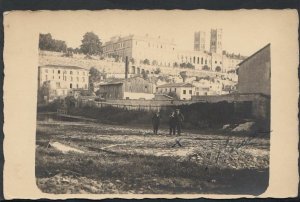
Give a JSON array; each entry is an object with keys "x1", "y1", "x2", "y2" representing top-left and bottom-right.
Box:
[{"x1": 36, "y1": 145, "x2": 268, "y2": 194}]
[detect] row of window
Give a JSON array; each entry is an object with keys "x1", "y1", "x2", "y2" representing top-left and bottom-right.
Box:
[
  {"x1": 44, "y1": 69, "x2": 86, "y2": 75},
  {"x1": 159, "y1": 88, "x2": 193, "y2": 95},
  {"x1": 45, "y1": 75, "x2": 86, "y2": 82},
  {"x1": 56, "y1": 82, "x2": 88, "y2": 89},
  {"x1": 104, "y1": 40, "x2": 131, "y2": 51}
]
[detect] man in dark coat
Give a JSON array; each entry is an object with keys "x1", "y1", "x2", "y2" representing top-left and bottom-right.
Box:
[
  {"x1": 175, "y1": 109, "x2": 184, "y2": 135},
  {"x1": 169, "y1": 111, "x2": 176, "y2": 135},
  {"x1": 152, "y1": 111, "x2": 161, "y2": 135}
]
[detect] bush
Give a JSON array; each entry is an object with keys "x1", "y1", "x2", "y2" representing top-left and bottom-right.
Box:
[
  {"x1": 62, "y1": 52, "x2": 73, "y2": 57},
  {"x1": 143, "y1": 59, "x2": 150, "y2": 65},
  {"x1": 37, "y1": 99, "x2": 64, "y2": 112},
  {"x1": 66, "y1": 101, "x2": 257, "y2": 130}
]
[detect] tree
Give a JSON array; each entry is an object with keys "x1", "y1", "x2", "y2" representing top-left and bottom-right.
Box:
[
  {"x1": 179, "y1": 71, "x2": 188, "y2": 82},
  {"x1": 168, "y1": 91, "x2": 179, "y2": 100},
  {"x1": 130, "y1": 58, "x2": 135, "y2": 64},
  {"x1": 65, "y1": 96, "x2": 76, "y2": 108},
  {"x1": 74, "y1": 47, "x2": 82, "y2": 54},
  {"x1": 80, "y1": 32, "x2": 102, "y2": 55},
  {"x1": 152, "y1": 60, "x2": 158, "y2": 66},
  {"x1": 154, "y1": 68, "x2": 161, "y2": 74},
  {"x1": 143, "y1": 59, "x2": 150, "y2": 65},
  {"x1": 39, "y1": 33, "x2": 53, "y2": 50},
  {"x1": 39, "y1": 33, "x2": 67, "y2": 52},
  {"x1": 38, "y1": 81, "x2": 56, "y2": 103},
  {"x1": 89, "y1": 67, "x2": 102, "y2": 92},
  {"x1": 186, "y1": 63, "x2": 195, "y2": 69},
  {"x1": 202, "y1": 65, "x2": 210, "y2": 70},
  {"x1": 180, "y1": 63, "x2": 187, "y2": 68},
  {"x1": 111, "y1": 54, "x2": 120, "y2": 62},
  {"x1": 141, "y1": 70, "x2": 149, "y2": 80}
]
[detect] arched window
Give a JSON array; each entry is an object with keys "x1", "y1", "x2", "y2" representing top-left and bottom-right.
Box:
[
  {"x1": 197, "y1": 57, "x2": 199, "y2": 64},
  {"x1": 201, "y1": 57, "x2": 203, "y2": 64}
]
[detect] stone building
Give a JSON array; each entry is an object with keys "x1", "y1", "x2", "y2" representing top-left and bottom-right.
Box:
[
  {"x1": 103, "y1": 31, "x2": 245, "y2": 73},
  {"x1": 156, "y1": 83, "x2": 195, "y2": 100},
  {"x1": 98, "y1": 76, "x2": 155, "y2": 100},
  {"x1": 38, "y1": 64, "x2": 89, "y2": 102},
  {"x1": 102, "y1": 34, "x2": 177, "y2": 67},
  {"x1": 237, "y1": 44, "x2": 271, "y2": 96},
  {"x1": 236, "y1": 43, "x2": 271, "y2": 123}
]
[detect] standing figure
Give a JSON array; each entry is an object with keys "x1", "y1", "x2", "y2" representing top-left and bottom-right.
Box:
[
  {"x1": 169, "y1": 111, "x2": 176, "y2": 135},
  {"x1": 152, "y1": 111, "x2": 161, "y2": 135},
  {"x1": 175, "y1": 109, "x2": 184, "y2": 135}
]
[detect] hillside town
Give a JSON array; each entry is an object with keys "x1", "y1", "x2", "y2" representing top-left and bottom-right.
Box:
[
  {"x1": 38, "y1": 29, "x2": 246, "y2": 103},
  {"x1": 36, "y1": 23, "x2": 271, "y2": 194}
]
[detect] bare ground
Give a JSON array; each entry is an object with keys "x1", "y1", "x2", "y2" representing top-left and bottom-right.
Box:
[{"x1": 36, "y1": 119, "x2": 270, "y2": 195}]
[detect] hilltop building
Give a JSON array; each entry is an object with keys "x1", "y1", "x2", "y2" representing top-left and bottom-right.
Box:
[
  {"x1": 175, "y1": 50, "x2": 245, "y2": 72},
  {"x1": 102, "y1": 34, "x2": 176, "y2": 67},
  {"x1": 102, "y1": 30, "x2": 246, "y2": 74}
]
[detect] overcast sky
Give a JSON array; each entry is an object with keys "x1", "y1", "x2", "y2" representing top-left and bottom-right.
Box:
[{"x1": 38, "y1": 10, "x2": 295, "y2": 56}]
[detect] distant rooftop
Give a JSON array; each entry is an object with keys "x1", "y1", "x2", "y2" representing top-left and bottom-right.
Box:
[
  {"x1": 39, "y1": 64, "x2": 87, "y2": 70},
  {"x1": 104, "y1": 34, "x2": 175, "y2": 46},
  {"x1": 157, "y1": 83, "x2": 194, "y2": 88}
]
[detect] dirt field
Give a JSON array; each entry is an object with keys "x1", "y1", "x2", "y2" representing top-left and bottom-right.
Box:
[{"x1": 36, "y1": 118, "x2": 269, "y2": 195}]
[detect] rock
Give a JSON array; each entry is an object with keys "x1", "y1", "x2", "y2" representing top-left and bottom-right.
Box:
[
  {"x1": 50, "y1": 142, "x2": 84, "y2": 154},
  {"x1": 232, "y1": 122, "x2": 255, "y2": 132},
  {"x1": 222, "y1": 124, "x2": 230, "y2": 130}
]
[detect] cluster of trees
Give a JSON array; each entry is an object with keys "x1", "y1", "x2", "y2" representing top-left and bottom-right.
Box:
[
  {"x1": 154, "y1": 68, "x2": 161, "y2": 74},
  {"x1": 202, "y1": 65, "x2": 210, "y2": 71},
  {"x1": 39, "y1": 32, "x2": 102, "y2": 56},
  {"x1": 80, "y1": 32, "x2": 102, "y2": 55},
  {"x1": 179, "y1": 71, "x2": 188, "y2": 82},
  {"x1": 167, "y1": 91, "x2": 179, "y2": 100},
  {"x1": 89, "y1": 67, "x2": 107, "y2": 92},
  {"x1": 142, "y1": 59, "x2": 150, "y2": 65},
  {"x1": 39, "y1": 33, "x2": 67, "y2": 52},
  {"x1": 227, "y1": 69, "x2": 236, "y2": 74},
  {"x1": 179, "y1": 63, "x2": 195, "y2": 69}
]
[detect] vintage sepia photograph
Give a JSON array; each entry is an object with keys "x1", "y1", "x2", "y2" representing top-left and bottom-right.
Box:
[{"x1": 34, "y1": 11, "x2": 272, "y2": 195}]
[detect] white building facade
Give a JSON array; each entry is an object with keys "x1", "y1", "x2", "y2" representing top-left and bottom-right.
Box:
[
  {"x1": 156, "y1": 83, "x2": 195, "y2": 100},
  {"x1": 102, "y1": 35, "x2": 177, "y2": 67},
  {"x1": 102, "y1": 31, "x2": 246, "y2": 74},
  {"x1": 38, "y1": 65, "x2": 89, "y2": 101}
]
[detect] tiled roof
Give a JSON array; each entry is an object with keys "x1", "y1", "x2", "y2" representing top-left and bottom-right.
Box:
[
  {"x1": 157, "y1": 82, "x2": 194, "y2": 88},
  {"x1": 39, "y1": 64, "x2": 87, "y2": 70}
]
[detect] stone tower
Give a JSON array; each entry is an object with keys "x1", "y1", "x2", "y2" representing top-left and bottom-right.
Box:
[
  {"x1": 210, "y1": 28, "x2": 223, "y2": 54},
  {"x1": 194, "y1": 31, "x2": 206, "y2": 52}
]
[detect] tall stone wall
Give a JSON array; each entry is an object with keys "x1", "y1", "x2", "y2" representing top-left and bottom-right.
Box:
[{"x1": 237, "y1": 44, "x2": 271, "y2": 96}]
